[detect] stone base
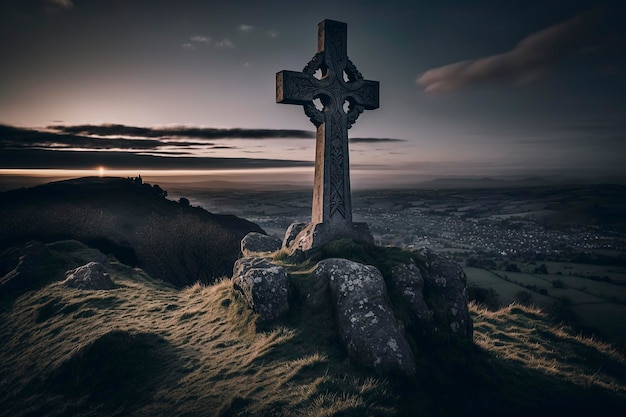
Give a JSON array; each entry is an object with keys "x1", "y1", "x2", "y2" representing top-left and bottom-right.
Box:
[{"x1": 285, "y1": 221, "x2": 374, "y2": 255}]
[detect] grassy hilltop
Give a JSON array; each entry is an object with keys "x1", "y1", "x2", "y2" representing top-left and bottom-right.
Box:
[
  {"x1": 1, "y1": 179, "x2": 626, "y2": 416},
  {"x1": 0, "y1": 177, "x2": 263, "y2": 287},
  {"x1": 0, "y1": 240, "x2": 625, "y2": 416}
]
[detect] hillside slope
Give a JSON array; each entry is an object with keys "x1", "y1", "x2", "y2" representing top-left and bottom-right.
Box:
[
  {"x1": 1, "y1": 240, "x2": 625, "y2": 417},
  {"x1": 0, "y1": 177, "x2": 264, "y2": 286}
]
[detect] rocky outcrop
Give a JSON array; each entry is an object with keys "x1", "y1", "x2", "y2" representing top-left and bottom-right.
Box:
[
  {"x1": 416, "y1": 248, "x2": 473, "y2": 340},
  {"x1": 233, "y1": 229, "x2": 473, "y2": 375},
  {"x1": 313, "y1": 258, "x2": 415, "y2": 374},
  {"x1": 64, "y1": 262, "x2": 115, "y2": 290},
  {"x1": 232, "y1": 257, "x2": 289, "y2": 322},
  {"x1": 241, "y1": 232, "x2": 282, "y2": 257}
]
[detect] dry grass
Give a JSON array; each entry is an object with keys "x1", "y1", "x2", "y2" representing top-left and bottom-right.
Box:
[
  {"x1": 471, "y1": 301, "x2": 626, "y2": 393},
  {"x1": 2, "y1": 242, "x2": 626, "y2": 416},
  {"x1": 0, "y1": 255, "x2": 395, "y2": 417}
]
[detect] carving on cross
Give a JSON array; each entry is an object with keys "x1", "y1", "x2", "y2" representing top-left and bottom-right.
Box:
[{"x1": 276, "y1": 19, "x2": 379, "y2": 228}]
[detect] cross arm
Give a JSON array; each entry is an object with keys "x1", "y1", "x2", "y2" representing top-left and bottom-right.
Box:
[
  {"x1": 276, "y1": 70, "x2": 319, "y2": 105},
  {"x1": 349, "y1": 79, "x2": 379, "y2": 110}
]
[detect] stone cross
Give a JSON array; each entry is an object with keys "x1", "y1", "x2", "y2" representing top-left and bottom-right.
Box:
[{"x1": 276, "y1": 19, "x2": 379, "y2": 248}]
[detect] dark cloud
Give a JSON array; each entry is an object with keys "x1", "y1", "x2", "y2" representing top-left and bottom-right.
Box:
[
  {"x1": 0, "y1": 124, "x2": 410, "y2": 171},
  {"x1": 0, "y1": 124, "x2": 168, "y2": 150},
  {"x1": 349, "y1": 138, "x2": 405, "y2": 143},
  {"x1": 0, "y1": 149, "x2": 312, "y2": 170},
  {"x1": 137, "y1": 151, "x2": 196, "y2": 156},
  {"x1": 0, "y1": 124, "x2": 312, "y2": 170},
  {"x1": 0, "y1": 124, "x2": 314, "y2": 154},
  {"x1": 417, "y1": 13, "x2": 597, "y2": 92},
  {"x1": 51, "y1": 124, "x2": 315, "y2": 140}
]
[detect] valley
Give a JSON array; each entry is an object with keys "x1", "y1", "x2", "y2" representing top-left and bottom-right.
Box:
[{"x1": 162, "y1": 182, "x2": 626, "y2": 345}]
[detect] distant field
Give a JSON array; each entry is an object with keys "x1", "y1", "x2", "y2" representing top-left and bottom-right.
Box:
[
  {"x1": 543, "y1": 273, "x2": 626, "y2": 303},
  {"x1": 544, "y1": 262, "x2": 626, "y2": 284},
  {"x1": 500, "y1": 271, "x2": 552, "y2": 288},
  {"x1": 465, "y1": 264, "x2": 626, "y2": 345},
  {"x1": 464, "y1": 267, "x2": 553, "y2": 305}
]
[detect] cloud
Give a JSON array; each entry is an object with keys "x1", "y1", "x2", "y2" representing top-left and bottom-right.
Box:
[
  {"x1": 2, "y1": 125, "x2": 409, "y2": 160},
  {"x1": 181, "y1": 43, "x2": 196, "y2": 51},
  {"x1": 188, "y1": 35, "x2": 234, "y2": 49},
  {"x1": 349, "y1": 138, "x2": 406, "y2": 143},
  {"x1": 0, "y1": 149, "x2": 312, "y2": 170},
  {"x1": 190, "y1": 35, "x2": 211, "y2": 44},
  {"x1": 0, "y1": 125, "x2": 312, "y2": 170},
  {"x1": 214, "y1": 38, "x2": 235, "y2": 48},
  {"x1": 0, "y1": 124, "x2": 183, "y2": 150},
  {"x1": 417, "y1": 13, "x2": 595, "y2": 92},
  {"x1": 238, "y1": 23, "x2": 278, "y2": 38},
  {"x1": 50, "y1": 124, "x2": 315, "y2": 140},
  {"x1": 0, "y1": 124, "x2": 408, "y2": 172}
]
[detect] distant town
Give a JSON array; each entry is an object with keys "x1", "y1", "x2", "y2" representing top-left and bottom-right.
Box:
[{"x1": 180, "y1": 184, "x2": 625, "y2": 267}]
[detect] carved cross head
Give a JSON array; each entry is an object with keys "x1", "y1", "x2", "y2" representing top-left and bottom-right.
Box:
[{"x1": 276, "y1": 19, "x2": 379, "y2": 128}]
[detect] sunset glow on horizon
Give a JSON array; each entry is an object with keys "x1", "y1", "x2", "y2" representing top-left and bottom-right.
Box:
[{"x1": 0, "y1": 0, "x2": 624, "y2": 183}]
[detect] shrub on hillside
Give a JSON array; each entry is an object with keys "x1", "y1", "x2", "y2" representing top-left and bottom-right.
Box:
[
  {"x1": 468, "y1": 285, "x2": 501, "y2": 311},
  {"x1": 513, "y1": 290, "x2": 534, "y2": 306},
  {"x1": 136, "y1": 213, "x2": 240, "y2": 286}
]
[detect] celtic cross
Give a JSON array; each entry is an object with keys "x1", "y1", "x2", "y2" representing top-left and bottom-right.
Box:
[{"x1": 276, "y1": 19, "x2": 379, "y2": 232}]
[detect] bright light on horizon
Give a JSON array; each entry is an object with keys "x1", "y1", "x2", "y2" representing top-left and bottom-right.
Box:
[
  {"x1": 0, "y1": 167, "x2": 437, "y2": 190},
  {"x1": 0, "y1": 167, "x2": 314, "y2": 177}
]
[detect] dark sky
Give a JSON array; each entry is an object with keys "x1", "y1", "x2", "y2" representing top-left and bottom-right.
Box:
[{"x1": 0, "y1": 0, "x2": 624, "y2": 180}]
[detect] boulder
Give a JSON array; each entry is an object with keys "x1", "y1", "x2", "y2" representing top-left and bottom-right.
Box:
[
  {"x1": 64, "y1": 262, "x2": 115, "y2": 290},
  {"x1": 232, "y1": 257, "x2": 289, "y2": 322},
  {"x1": 241, "y1": 232, "x2": 282, "y2": 257},
  {"x1": 416, "y1": 248, "x2": 473, "y2": 341},
  {"x1": 388, "y1": 261, "x2": 433, "y2": 333},
  {"x1": 313, "y1": 258, "x2": 415, "y2": 375}
]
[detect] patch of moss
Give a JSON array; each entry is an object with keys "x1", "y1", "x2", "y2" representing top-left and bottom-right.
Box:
[{"x1": 313, "y1": 238, "x2": 418, "y2": 277}]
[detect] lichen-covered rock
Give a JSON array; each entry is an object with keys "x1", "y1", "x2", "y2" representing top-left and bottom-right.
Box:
[
  {"x1": 314, "y1": 258, "x2": 415, "y2": 375},
  {"x1": 64, "y1": 262, "x2": 115, "y2": 290},
  {"x1": 388, "y1": 261, "x2": 433, "y2": 332},
  {"x1": 416, "y1": 247, "x2": 473, "y2": 341},
  {"x1": 232, "y1": 257, "x2": 289, "y2": 322},
  {"x1": 241, "y1": 232, "x2": 282, "y2": 257}
]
